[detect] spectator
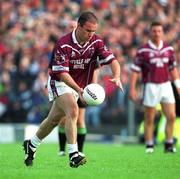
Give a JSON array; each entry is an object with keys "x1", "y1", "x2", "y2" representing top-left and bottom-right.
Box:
[{"x1": 0, "y1": 0, "x2": 179, "y2": 129}]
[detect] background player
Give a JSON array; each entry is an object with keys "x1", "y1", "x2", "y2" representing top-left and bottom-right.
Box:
[{"x1": 129, "y1": 21, "x2": 180, "y2": 153}]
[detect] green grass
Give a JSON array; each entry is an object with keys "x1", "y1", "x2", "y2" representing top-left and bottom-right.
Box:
[{"x1": 0, "y1": 143, "x2": 180, "y2": 179}]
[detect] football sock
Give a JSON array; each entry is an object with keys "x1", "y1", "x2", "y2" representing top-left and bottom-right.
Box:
[
  {"x1": 77, "y1": 127, "x2": 87, "y2": 152},
  {"x1": 165, "y1": 138, "x2": 173, "y2": 144},
  {"x1": 30, "y1": 135, "x2": 42, "y2": 148},
  {"x1": 145, "y1": 140, "x2": 154, "y2": 148},
  {"x1": 58, "y1": 126, "x2": 66, "y2": 151},
  {"x1": 67, "y1": 143, "x2": 78, "y2": 156}
]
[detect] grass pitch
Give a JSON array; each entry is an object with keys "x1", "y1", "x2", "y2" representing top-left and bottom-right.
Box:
[{"x1": 0, "y1": 143, "x2": 180, "y2": 179}]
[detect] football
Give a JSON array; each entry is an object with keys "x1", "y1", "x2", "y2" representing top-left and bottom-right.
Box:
[{"x1": 83, "y1": 83, "x2": 105, "y2": 106}]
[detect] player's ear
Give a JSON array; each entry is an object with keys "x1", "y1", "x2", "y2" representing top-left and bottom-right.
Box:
[{"x1": 77, "y1": 22, "x2": 82, "y2": 28}]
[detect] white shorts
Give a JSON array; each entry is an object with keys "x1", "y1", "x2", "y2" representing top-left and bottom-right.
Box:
[
  {"x1": 143, "y1": 81, "x2": 175, "y2": 107},
  {"x1": 47, "y1": 76, "x2": 79, "y2": 102}
]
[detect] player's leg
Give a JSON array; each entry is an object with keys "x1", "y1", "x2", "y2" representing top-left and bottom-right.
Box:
[
  {"x1": 144, "y1": 106, "x2": 156, "y2": 153},
  {"x1": 23, "y1": 99, "x2": 64, "y2": 166},
  {"x1": 57, "y1": 93, "x2": 86, "y2": 167},
  {"x1": 58, "y1": 117, "x2": 66, "y2": 156},
  {"x1": 57, "y1": 108, "x2": 87, "y2": 157},
  {"x1": 161, "y1": 102, "x2": 176, "y2": 153},
  {"x1": 23, "y1": 93, "x2": 86, "y2": 167},
  {"x1": 77, "y1": 107, "x2": 87, "y2": 154},
  {"x1": 57, "y1": 99, "x2": 87, "y2": 157},
  {"x1": 160, "y1": 81, "x2": 176, "y2": 152},
  {"x1": 142, "y1": 83, "x2": 158, "y2": 153}
]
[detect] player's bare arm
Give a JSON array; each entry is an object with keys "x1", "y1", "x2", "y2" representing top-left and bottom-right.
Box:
[
  {"x1": 129, "y1": 71, "x2": 140, "y2": 103},
  {"x1": 109, "y1": 60, "x2": 124, "y2": 92},
  {"x1": 60, "y1": 72, "x2": 86, "y2": 103},
  {"x1": 91, "y1": 69, "x2": 99, "y2": 83},
  {"x1": 170, "y1": 67, "x2": 180, "y2": 96}
]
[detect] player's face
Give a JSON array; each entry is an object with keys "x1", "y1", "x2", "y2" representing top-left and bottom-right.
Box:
[
  {"x1": 150, "y1": 25, "x2": 163, "y2": 43},
  {"x1": 78, "y1": 21, "x2": 98, "y2": 42}
]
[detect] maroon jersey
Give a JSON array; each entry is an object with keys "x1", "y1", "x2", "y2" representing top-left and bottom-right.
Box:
[
  {"x1": 131, "y1": 40, "x2": 177, "y2": 83},
  {"x1": 49, "y1": 30, "x2": 115, "y2": 88}
]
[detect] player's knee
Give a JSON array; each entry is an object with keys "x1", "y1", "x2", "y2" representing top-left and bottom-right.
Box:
[
  {"x1": 52, "y1": 119, "x2": 60, "y2": 127},
  {"x1": 59, "y1": 117, "x2": 66, "y2": 126},
  {"x1": 68, "y1": 107, "x2": 78, "y2": 121},
  {"x1": 168, "y1": 114, "x2": 176, "y2": 123},
  {"x1": 145, "y1": 118, "x2": 154, "y2": 125}
]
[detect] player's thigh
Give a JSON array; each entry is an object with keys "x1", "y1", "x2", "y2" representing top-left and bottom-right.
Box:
[
  {"x1": 47, "y1": 100, "x2": 65, "y2": 123},
  {"x1": 161, "y1": 82, "x2": 175, "y2": 104},
  {"x1": 55, "y1": 93, "x2": 79, "y2": 119},
  {"x1": 47, "y1": 78, "x2": 79, "y2": 103},
  {"x1": 161, "y1": 103, "x2": 176, "y2": 120},
  {"x1": 77, "y1": 108, "x2": 86, "y2": 127},
  {"x1": 143, "y1": 83, "x2": 160, "y2": 107}
]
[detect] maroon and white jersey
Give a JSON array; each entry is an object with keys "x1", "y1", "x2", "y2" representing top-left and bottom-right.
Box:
[
  {"x1": 49, "y1": 29, "x2": 115, "y2": 88},
  {"x1": 131, "y1": 40, "x2": 177, "y2": 84}
]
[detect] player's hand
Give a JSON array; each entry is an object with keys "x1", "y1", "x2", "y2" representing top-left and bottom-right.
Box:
[
  {"x1": 109, "y1": 78, "x2": 124, "y2": 93},
  {"x1": 129, "y1": 89, "x2": 142, "y2": 105},
  {"x1": 78, "y1": 88, "x2": 87, "y2": 105}
]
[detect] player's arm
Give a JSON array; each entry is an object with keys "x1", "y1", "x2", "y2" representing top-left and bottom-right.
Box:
[
  {"x1": 170, "y1": 67, "x2": 180, "y2": 95},
  {"x1": 129, "y1": 71, "x2": 140, "y2": 103},
  {"x1": 95, "y1": 38, "x2": 123, "y2": 91},
  {"x1": 91, "y1": 69, "x2": 99, "y2": 83},
  {"x1": 169, "y1": 49, "x2": 180, "y2": 95},
  {"x1": 129, "y1": 48, "x2": 143, "y2": 103},
  {"x1": 60, "y1": 72, "x2": 84, "y2": 100},
  {"x1": 91, "y1": 56, "x2": 101, "y2": 83},
  {"x1": 109, "y1": 60, "x2": 124, "y2": 92}
]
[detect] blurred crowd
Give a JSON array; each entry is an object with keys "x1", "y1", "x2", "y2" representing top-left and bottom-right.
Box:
[{"x1": 0, "y1": 0, "x2": 179, "y2": 128}]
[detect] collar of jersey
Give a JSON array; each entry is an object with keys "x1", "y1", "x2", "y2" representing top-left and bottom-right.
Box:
[
  {"x1": 72, "y1": 29, "x2": 89, "y2": 48},
  {"x1": 148, "y1": 40, "x2": 163, "y2": 50}
]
